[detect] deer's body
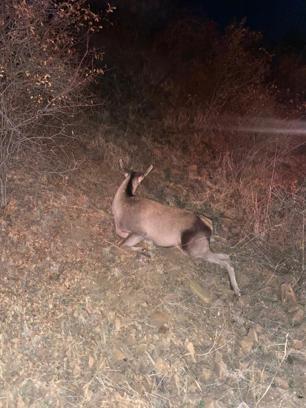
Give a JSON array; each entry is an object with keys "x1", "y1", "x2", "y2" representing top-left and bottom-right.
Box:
[{"x1": 112, "y1": 166, "x2": 241, "y2": 296}]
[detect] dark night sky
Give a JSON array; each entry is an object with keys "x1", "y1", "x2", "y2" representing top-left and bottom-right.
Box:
[{"x1": 181, "y1": 0, "x2": 306, "y2": 41}]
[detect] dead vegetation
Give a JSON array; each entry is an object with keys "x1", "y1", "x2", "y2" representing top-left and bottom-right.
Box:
[
  {"x1": 0, "y1": 128, "x2": 305, "y2": 407},
  {"x1": 0, "y1": 0, "x2": 109, "y2": 207}
]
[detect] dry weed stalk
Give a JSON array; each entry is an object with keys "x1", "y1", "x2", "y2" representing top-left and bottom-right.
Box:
[{"x1": 255, "y1": 333, "x2": 289, "y2": 407}]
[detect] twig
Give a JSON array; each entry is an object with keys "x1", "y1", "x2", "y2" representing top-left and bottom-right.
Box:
[
  {"x1": 263, "y1": 146, "x2": 277, "y2": 231},
  {"x1": 255, "y1": 333, "x2": 289, "y2": 407},
  {"x1": 302, "y1": 209, "x2": 305, "y2": 276}
]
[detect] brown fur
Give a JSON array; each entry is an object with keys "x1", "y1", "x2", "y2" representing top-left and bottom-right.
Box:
[{"x1": 112, "y1": 169, "x2": 241, "y2": 296}]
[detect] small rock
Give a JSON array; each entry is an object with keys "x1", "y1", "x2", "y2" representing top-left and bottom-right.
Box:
[
  {"x1": 185, "y1": 339, "x2": 196, "y2": 363},
  {"x1": 239, "y1": 361, "x2": 250, "y2": 371},
  {"x1": 113, "y1": 348, "x2": 127, "y2": 362},
  {"x1": 288, "y1": 304, "x2": 300, "y2": 313},
  {"x1": 205, "y1": 399, "x2": 227, "y2": 408},
  {"x1": 254, "y1": 323, "x2": 264, "y2": 334},
  {"x1": 136, "y1": 343, "x2": 147, "y2": 353},
  {"x1": 201, "y1": 367, "x2": 213, "y2": 382},
  {"x1": 237, "y1": 296, "x2": 249, "y2": 307},
  {"x1": 188, "y1": 164, "x2": 200, "y2": 180},
  {"x1": 240, "y1": 327, "x2": 258, "y2": 354},
  {"x1": 292, "y1": 339, "x2": 303, "y2": 350},
  {"x1": 229, "y1": 224, "x2": 242, "y2": 237},
  {"x1": 155, "y1": 357, "x2": 169, "y2": 375},
  {"x1": 240, "y1": 336, "x2": 254, "y2": 354},
  {"x1": 261, "y1": 285, "x2": 279, "y2": 301},
  {"x1": 88, "y1": 355, "x2": 95, "y2": 368},
  {"x1": 114, "y1": 317, "x2": 121, "y2": 332},
  {"x1": 248, "y1": 327, "x2": 258, "y2": 343},
  {"x1": 274, "y1": 376, "x2": 289, "y2": 390},
  {"x1": 158, "y1": 324, "x2": 169, "y2": 334},
  {"x1": 280, "y1": 282, "x2": 297, "y2": 305},
  {"x1": 150, "y1": 311, "x2": 170, "y2": 328},
  {"x1": 290, "y1": 306, "x2": 305, "y2": 326},
  {"x1": 288, "y1": 350, "x2": 306, "y2": 365},
  {"x1": 126, "y1": 334, "x2": 136, "y2": 346},
  {"x1": 189, "y1": 280, "x2": 212, "y2": 304},
  {"x1": 215, "y1": 359, "x2": 227, "y2": 380},
  {"x1": 16, "y1": 395, "x2": 27, "y2": 408}
]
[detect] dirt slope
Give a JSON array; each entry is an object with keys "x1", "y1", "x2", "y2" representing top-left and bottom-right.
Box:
[{"x1": 0, "y1": 147, "x2": 305, "y2": 407}]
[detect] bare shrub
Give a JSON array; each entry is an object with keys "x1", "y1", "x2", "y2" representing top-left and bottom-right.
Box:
[
  {"x1": 162, "y1": 21, "x2": 271, "y2": 101},
  {"x1": 199, "y1": 134, "x2": 305, "y2": 273},
  {"x1": 102, "y1": 16, "x2": 277, "y2": 159},
  {"x1": 0, "y1": 0, "x2": 114, "y2": 207}
]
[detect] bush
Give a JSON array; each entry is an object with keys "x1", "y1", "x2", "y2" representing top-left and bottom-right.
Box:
[{"x1": 0, "y1": 0, "x2": 114, "y2": 206}]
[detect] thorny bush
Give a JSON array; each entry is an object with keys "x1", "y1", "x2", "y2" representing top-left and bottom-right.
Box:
[{"x1": 0, "y1": 0, "x2": 115, "y2": 206}]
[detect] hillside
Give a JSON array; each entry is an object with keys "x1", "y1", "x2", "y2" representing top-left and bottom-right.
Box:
[{"x1": 0, "y1": 128, "x2": 305, "y2": 407}]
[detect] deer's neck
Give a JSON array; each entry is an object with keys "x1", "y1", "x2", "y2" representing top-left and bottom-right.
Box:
[{"x1": 112, "y1": 175, "x2": 134, "y2": 214}]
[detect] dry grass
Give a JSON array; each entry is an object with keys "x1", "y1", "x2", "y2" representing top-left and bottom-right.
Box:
[{"x1": 0, "y1": 124, "x2": 305, "y2": 407}]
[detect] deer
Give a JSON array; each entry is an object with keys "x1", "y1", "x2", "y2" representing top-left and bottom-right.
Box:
[{"x1": 112, "y1": 161, "x2": 241, "y2": 296}]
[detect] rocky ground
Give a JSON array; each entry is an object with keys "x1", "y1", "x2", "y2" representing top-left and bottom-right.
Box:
[{"x1": 0, "y1": 137, "x2": 305, "y2": 407}]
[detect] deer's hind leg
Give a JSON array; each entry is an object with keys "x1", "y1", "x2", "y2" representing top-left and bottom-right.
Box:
[
  {"x1": 120, "y1": 233, "x2": 144, "y2": 251},
  {"x1": 181, "y1": 228, "x2": 241, "y2": 297},
  {"x1": 115, "y1": 221, "x2": 129, "y2": 239},
  {"x1": 204, "y1": 252, "x2": 241, "y2": 297},
  {"x1": 181, "y1": 229, "x2": 211, "y2": 257}
]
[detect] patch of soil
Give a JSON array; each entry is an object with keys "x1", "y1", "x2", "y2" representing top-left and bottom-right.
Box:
[{"x1": 0, "y1": 151, "x2": 305, "y2": 407}]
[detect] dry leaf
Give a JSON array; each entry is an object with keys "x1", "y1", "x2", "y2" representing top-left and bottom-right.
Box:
[
  {"x1": 189, "y1": 280, "x2": 212, "y2": 304},
  {"x1": 88, "y1": 355, "x2": 95, "y2": 368},
  {"x1": 185, "y1": 339, "x2": 196, "y2": 362}
]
